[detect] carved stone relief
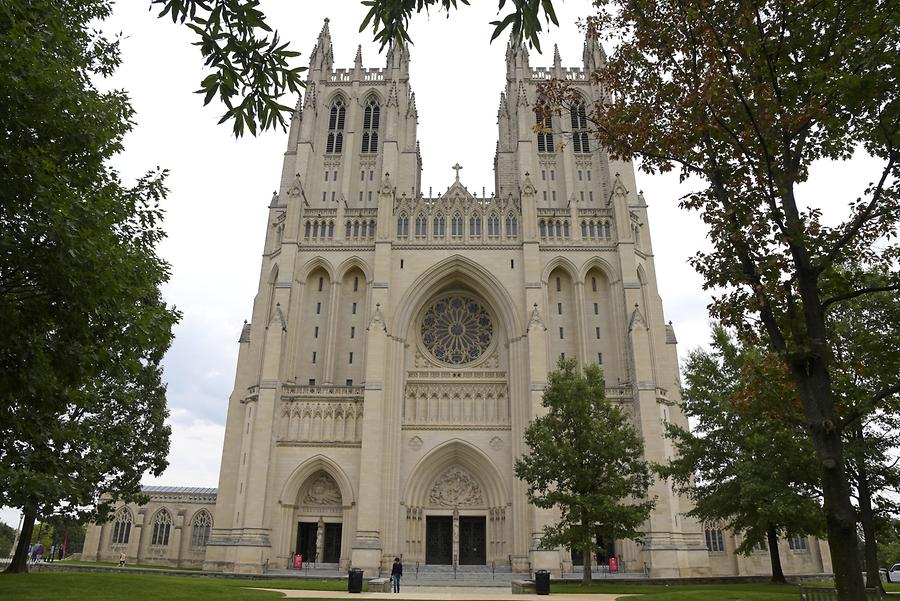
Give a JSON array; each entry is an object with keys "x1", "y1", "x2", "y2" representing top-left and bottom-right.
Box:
[
  {"x1": 428, "y1": 466, "x2": 483, "y2": 507},
  {"x1": 303, "y1": 473, "x2": 342, "y2": 505}
]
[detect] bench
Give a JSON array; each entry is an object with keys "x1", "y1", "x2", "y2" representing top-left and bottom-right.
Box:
[
  {"x1": 798, "y1": 586, "x2": 882, "y2": 600},
  {"x1": 368, "y1": 578, "x2": 391, "y2": 593},
  {"x1": 512, "y1": 579, "x2": 536, "y2": 594}
]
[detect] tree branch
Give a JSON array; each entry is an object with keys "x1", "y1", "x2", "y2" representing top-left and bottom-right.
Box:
[
  {"x1": 840, "y1": 384, "x2": 900, "y2": 432},
  {"x1": 823, "y1": 283, "x2": 900, "y2": 310}
]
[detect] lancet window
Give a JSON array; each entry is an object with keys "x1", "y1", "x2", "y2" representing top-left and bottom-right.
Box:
[
  {"x1": 469, "y1": 215, "x2": 481, "y2": 237},
  {"x1": 505, "y1": 215, "x2": 518, "y2": 238},
  {"x1": 487, "y1": 214, "x2": 500, "y2": 238},
  {"x1": 111, "y1": 508, "x2": 132, "y2": 546},
  {"x1": 190, "y1": 510, "x2": 213, "y2": 547},
  {"x1": 326, "y1": 97, "x2": 346, "y2": 154},
  {"x1": 415, "y1": 214, "x2": 427, "y2": 237},
  {"x1": 150, "y1": 509, "x2": 172, "y2": 547},
  {"x1": 361, "y1": 97, "x2": 380, "y2": 153},
  {"x1": 570, "y1": 101, "x2": 590, "y2": 153},
  {"x1": 451, "y1": 214, "x2": 463, "y2": 238},
  {"x1": 536, "y1": 106, "x2": 554, "y2": 153},
  {"x1": 397, "y1": 213, "x2": 409, "y2": 238},
  {"x1": 433, "y1": 215, "x2": 445, "y2": 237}
]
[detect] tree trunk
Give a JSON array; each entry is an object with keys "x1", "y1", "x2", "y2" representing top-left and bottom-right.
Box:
[
  {"x1": 767, "y1": 523, "x2": 787, "y2": 584},
  {"x1": 582, "y1": 543, "x2": 592, "y2": 586},
  {"x1": 792, "y1": 362, "x2": 866, "y2": 601},
  {"x1": 854, "y1": 427, "x2": 885, "y2": 594},
  {"x1": 4, "y1": 508, "x2": 35, "y2": 574}
]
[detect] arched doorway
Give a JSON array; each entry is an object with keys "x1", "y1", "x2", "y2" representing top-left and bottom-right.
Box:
[
  {"x1": 279, "y1": 457, "x2": 355, "y2": 569},
  {"x1": 404, "y1": 441, "x2": 509, "y2": 566},
  {"x1": 294, "y1": 472, "x2": 344, "y2": 564}
]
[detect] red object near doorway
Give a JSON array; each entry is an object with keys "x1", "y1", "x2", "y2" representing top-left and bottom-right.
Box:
[
  {"x1": 608, "y1": 557, "x2": 618, "y2": 573},
  {"x1": 294, "y1": 554, "x2": 303, "y2": 569}
]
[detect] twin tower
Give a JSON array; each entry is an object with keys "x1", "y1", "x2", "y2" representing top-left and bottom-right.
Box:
[{"x1": 202, "y1": 19, "x2": 713, "y2": 577}]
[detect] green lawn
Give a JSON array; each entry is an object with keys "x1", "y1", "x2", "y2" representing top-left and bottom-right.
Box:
[
  {"x1": 553, "y1": 581, "x2": 800, "y2": 600},
  {"x1": 0, "y1": 572, "x2": 348, "y2": 601},
  {"x1": 2, "y1": 572, "x2": 898, "y2": 601}
]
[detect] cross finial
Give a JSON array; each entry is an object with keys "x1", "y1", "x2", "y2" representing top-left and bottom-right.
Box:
[{"x1": 452, "y1": 163, "x2": 463, "y2": 181}]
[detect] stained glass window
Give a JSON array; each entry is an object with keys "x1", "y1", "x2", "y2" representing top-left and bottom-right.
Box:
[{"x1": 421, "y1": 295, "x2": 493, "y2": 365}]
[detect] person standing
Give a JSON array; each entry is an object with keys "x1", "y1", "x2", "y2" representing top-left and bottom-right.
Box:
[
  {"x1": 390, "y1": 557, "x2": 403, "y2": 593},
  {"x1": 118, "y1": 551, "x2": 127, "y2": 567}
]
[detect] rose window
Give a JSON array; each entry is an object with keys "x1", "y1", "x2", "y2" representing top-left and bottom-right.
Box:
[{"x1": 421, "y1": 295, "x2": 493, "y2": 365}]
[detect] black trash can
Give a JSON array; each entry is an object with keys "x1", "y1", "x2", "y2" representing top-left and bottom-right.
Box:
[
  {"x1": 348, "y1": 568, "x2": 364, "y2": 593},
  {"x1": 535, "y1": 570, "x2": 550, "y2": 595}
]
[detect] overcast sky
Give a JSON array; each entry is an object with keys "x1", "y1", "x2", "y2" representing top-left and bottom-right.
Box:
[{"x1": 1, "y1": 1, "x2": 881, "y2": 529}]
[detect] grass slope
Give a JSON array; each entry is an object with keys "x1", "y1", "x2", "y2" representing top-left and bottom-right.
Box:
[{"x1": 0, "y1": 573, "x2": 346, "y2": 601}]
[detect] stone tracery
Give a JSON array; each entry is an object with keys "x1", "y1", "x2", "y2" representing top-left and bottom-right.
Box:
[{"x1": 421, "y1": 294, "x2": 493, "y2": 365}]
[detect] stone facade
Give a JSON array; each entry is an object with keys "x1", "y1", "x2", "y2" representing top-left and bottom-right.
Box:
[
  {"x1": 82, "y1": 486, "x2": 216, "y2": 569},
  {"x1": 83, "y1": 21, "x2": 831, "y2": 580},
  {"x1": 207, "y1": 20, "x2": 695, "y2": 577}
]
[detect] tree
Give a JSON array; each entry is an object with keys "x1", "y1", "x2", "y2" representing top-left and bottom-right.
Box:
[
  {"x1": 827, "y1": 269, "x2": 900, "y2": 591},
  {"x1": 528, "y1": 2, "x2": 900, "y2": 598},
  {"x1": 660, "y1": 325, "x2": 824, "y2": 583},
  {"x1": 515, "y1": 358, "x2": 655, "y2": 585},
  {"x1": 0, "y1": 0, "x2": 179, "y2": 573}
]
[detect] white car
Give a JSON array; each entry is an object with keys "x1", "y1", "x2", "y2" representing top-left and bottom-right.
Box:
[{"x1": 888, "y1": 564, "x2": 900, "y2": 582}]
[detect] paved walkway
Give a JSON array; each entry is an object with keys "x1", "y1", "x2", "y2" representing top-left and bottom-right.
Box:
[{"x1": 249, "y1": 586, "x2": 632, "y2": 600}]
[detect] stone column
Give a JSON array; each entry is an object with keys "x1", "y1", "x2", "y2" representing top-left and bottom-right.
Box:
[{"x1": 316, "y1": 517, "x2": 326, "y2": 563}]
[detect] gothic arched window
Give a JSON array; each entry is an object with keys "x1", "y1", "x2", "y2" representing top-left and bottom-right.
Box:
[
  {"x1": 415, "y1": 214, "x2": 427, "y2": 237},
  {"x1": 360, "y1": 221, "x2": 368, "y2": 238},
  {"x1": 361, "y1": 98, "x2": 380, "y2": 153},
  {"x1": 570, "y1": 101, "x2": 590, "y2": 153},
  {"x1": 190, "y1": 510, "x2": 213, "y2": 548},
  {"x1": 111, "y1": 507, "x2": 132, "y2": 546},
  {"x1": 506, "y1": 215, "x2": 518, "y2": 238},
  {"x1": 345, "y1": 221, "x2": 352, "y2": 238},
  {"x1": 451, "y1": 214, "x2": 463, "y2": 237},
  {"x1": 563, "y1": 221, "x2": 570, "y2": 238},
  {"x1": 604, "y1": 221, "x2": 611, "y2": 239},
  {"x1": 536, "y1": 106, "x2": 554, "y2": 153},
  {"x1": 433, "y1": 215, "x2": 445, "y2": 237},
  {"x1": 539, "y1": 220, "x2": 546, "y2": 238},
  {"x1": 581, "y1": 221, "x2": 588, "y2": 239},
  {"x1": 555, "y1": 221, "x2": 562, "y2": 238},
  {"x1": 304, "y1": 221, "x2": 311, "y2": 239},
  {"x1": 397, "y1": 213, "x2": 409, "y2": 237},
  {"x1": 469, "y1": 215, "x2": 481, "y2": 237},
  {"x1": 326, "y1": 98, "x2": 346, "y2": 153},
  {"x1": 328, "y1": 221, "x2": 334, "y2": 238},
  {"x1": 487, "y1": 214, "x2": 500, "y2": 237},
  {"x1": 150, "y1": 509, "x2": 172, "y2": 547},
  {"x1": 369, "y1": 220, "x2": 376, "y2": 238}
]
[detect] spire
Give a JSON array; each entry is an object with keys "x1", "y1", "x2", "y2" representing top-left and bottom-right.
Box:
[
  {"x1": 353, "y1": 44, "x2": 363, "y2": 79},
  {"x1": 553, "y1": 44, "x2": 562, "y2": 69},
  {"x1": 498, "y1": 92, "x2": 508, "y2": 116},
  {"x1": 310, "y1": 18, "x2": 334, "y2": 75},
  {"x1": 386, "y1": 41, "x2": 410, "y2": 77},
  {"x1": 583, "y1": 25, "x2": 606, "y2": 73},
  {"x1": 505, "y1": 32, "x2": 530, "y2": 78}
]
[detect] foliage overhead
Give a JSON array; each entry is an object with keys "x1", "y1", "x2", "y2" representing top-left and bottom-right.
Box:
[
  {"x1": 515, "y1": 359, "x2": 654, "y2": 583},
  {"x1": 359, "y1": 0, "x2": 558, "y2": 52},
  {"x1": 152, "y1": 0, "x2": 306, "y2": 136},
  {"x1": 0, "y1": 0, "x2": 179, "y2": 572}
]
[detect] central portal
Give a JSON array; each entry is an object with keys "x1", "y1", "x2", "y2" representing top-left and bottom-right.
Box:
[{"x1": 458, "y1": 516, "x2": 486, "y2": 565}]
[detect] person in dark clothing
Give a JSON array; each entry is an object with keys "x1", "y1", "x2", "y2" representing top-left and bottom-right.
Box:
[{"x1": 390, "y1": 557, "x2": 403, "y2": 593}]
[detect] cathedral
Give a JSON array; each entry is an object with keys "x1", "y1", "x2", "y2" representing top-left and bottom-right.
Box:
[{"x1": 82, "y1": 20, "x2": 831, "y2": 579}]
